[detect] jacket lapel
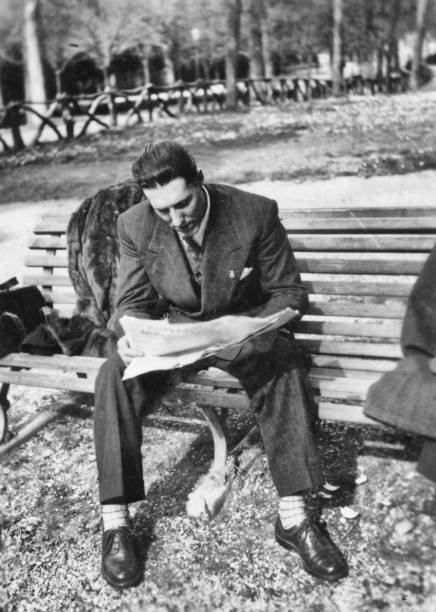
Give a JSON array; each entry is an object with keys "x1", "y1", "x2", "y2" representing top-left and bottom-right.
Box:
[
  {"x1": 140, "y1": 210, "x2": 198, "y2": 305},
  {"x1": 201, "y1": 187, "x2": 248, "y2": 316}
]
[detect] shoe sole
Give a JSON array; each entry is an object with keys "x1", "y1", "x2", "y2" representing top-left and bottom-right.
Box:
[
  {"x1": 275, "y1": 530, "x2": 349, "y2": 582},
  {"x1": 101, "y1": 563, "x2": 143, "y2": 589}
]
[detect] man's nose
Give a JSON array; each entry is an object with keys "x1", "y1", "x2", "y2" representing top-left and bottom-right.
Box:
[{"x1": 169, "y1": 208, "x2": 183, "y2": 227}]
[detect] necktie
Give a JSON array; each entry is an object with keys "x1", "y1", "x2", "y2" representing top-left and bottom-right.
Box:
[{"x1": 182, "y1": 236, "x2": 202, "y2": 283}]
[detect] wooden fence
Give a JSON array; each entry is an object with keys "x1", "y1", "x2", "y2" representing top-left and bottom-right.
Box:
[{"x1": 0, "y1": 73, "x2": 409, "y2": 153}]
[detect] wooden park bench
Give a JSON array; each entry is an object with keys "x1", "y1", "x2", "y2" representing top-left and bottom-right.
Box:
[{"x1": 1, "y1": 204, "x2": 434, "y2": 516}]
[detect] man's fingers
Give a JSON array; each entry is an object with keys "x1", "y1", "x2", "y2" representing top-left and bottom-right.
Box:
[
  {"x1": 117, "y1": 335, "x2": 144, "y2": 364},
  {"x1": 123, "y1": 347, "x2": 145, "y2": 358}
]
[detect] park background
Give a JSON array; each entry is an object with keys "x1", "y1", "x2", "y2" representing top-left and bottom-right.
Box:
[{"x1": 1, "y1": 1, "x2": 436, "y2": 611}]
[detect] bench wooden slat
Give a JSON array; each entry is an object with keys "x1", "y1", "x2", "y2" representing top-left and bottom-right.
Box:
[
  {"x1": 32, "y1": 215, "x2": 436, "y2": 234},
  {"x1": 289, "y1": 234, "x2": 436, "y2": 251},
  {"x1": 304, "y1": 278, "x2": 415, "y2": 296},
  {"x1": 24, "y1": 273, "x2": 416, "y2": 296},
  {"x1": 34, "y1": 222, "x2": 67, "y2": 234},
  {"x1": 29, "y1": 236, "x2": 67, "y2": 249},
  {"x1": 282, "y1": 207, "x2": 436, "y2": 218},
  {"x1": 0, "y1": 363, "x2": 377, "y2": 405},
  {"x1": 0, "y1": 369, "x2": 94, "y2": 393},
  {"x1": 28, "y1": 233, "x2": 436, "y2": 253},
  {"x1": 165, "y1": 386, "x2": 377, "y2": 424},
  {"x1": 280, "y1": 215, "x2": 436, "y2": 231},
  {"x1": 295, "y1": 318, "x2": 402, "y2": 338},
  {"x1": 296, "y1": 253, "x2": 426, "y2": 275},
  {"x1": 38, "y1": 292, "x2": 407, "y2": 319},
  {"x1": 37, "y1": 206, "x2": 436, "y2": 223},
  {"x1": 190, "y1": 363, "x2": 392, "y2": 389},
  {"x1": 311, "y1": 355, "x2": 396, "y2": 372},
  {"x1": 0, "y1": 353, "x2": 105, "y2": 371},
  {"x1": 25, "y1": 251, "x2": 427, "y2": 276},
  {"x1": 166, "y1": 373, "x2": 373, "y2": 408},
  {"x1": 317, "y1": 401, "x2": 377, "y2": 425},
  {"x1": 308, "y1": 301, "x2": 406, "y2": 318},
  {"x1": 299, "y1": 339, "x2": 402, "y2": 359},
  {"x1": 23, "y1": 273, "x2": 72, "y2": 287},
  {"x1": 25, "y1": 253, "x2": 69, "y2": 268}
]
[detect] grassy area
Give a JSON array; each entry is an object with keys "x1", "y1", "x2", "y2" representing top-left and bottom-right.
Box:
[{"x1": 1, "y1": 91, "x2": 436, "y2": 203}]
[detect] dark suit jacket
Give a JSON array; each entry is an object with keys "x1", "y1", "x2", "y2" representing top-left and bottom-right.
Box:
[{"x1": 110, "y1": 183, "x2": 308, "y2": 337}]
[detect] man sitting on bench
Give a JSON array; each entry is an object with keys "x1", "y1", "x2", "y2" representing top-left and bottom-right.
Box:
[{"x1": 93, "y1": 141, "x2": 348, "y2": 588}]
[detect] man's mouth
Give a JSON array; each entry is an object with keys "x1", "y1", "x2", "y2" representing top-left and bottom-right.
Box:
[{"x1": 176, "y1": 222, "x2": 196, "y2": 235}]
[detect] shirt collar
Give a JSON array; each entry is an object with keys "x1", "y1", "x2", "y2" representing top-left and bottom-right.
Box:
[{"x1": 192, "y1": 185, "x2": 211, "y2": 246}]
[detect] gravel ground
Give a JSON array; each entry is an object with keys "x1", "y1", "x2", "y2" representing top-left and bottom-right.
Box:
[{"x1": 0, "y1": 386, "x2": 435, "y2": 611}]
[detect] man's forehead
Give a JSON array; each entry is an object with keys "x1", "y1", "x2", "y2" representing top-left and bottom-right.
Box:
[{"x1": 143, "y1": 177, "x2": 192, "y2": 210}]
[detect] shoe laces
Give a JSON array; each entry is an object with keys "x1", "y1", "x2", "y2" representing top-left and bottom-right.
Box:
[{"x1": 104, "y1": 527, "x2": 133, "y2": 555}]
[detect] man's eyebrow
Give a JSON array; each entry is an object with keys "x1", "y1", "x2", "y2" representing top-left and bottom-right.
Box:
[
  {"x1": 157, "y1": 194, "x2": 193, "y2": 215},
  {"x1": 172, "y1": 194, "x2": 193, "y2": 208}
]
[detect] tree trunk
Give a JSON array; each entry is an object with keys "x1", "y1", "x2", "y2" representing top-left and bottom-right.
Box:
[
  {"x1": 23, "y1": 0, "x2": 46, "y2": 125},
  {"x1": 248, "y1": 0, "x2": 273, "y2": 79},
  {"x1": 411, "y1": 0, "x2": 429, "y2": 91},
  {"x1": 55, "y1": 69, "x2": 62, "y2": 95},
  {"x1": 0, "y1": 65, "x2": 4, "y2": 108},
  {"x1": 225, "y1": 0, "x2": 242, "y2": 110},
  {"x1": 332, "y1": 0, "x2": 343, "y2": 97},
  {"x1": 249, "y1": 0, "x2": 264, "y2": 78}
]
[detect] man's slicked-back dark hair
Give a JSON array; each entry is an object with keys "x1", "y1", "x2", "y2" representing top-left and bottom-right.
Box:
[{"x1": 132, "y1": 141, "x2": 203, "y2": 189}]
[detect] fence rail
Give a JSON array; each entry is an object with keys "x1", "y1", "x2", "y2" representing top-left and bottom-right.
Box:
[{"x1": 0, "y1": 72, "x2": 409, "y2": 153}]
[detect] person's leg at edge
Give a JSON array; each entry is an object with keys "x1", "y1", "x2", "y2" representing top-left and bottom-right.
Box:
[
  {"x1": 214, "y1": 333, "x2": 349, "y2": 582},
  {"x1": 94, "y1": 350, "x2": 170, "y2": 588},
  {"x1": 417, "y1": 438, "x2": 436, "y2": 484}
]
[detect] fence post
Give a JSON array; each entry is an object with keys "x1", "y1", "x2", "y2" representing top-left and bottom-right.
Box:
[
  {"x1": 8, "y1": 103, "x2": 25, "y2": 150},
  {"x1": 105, "y1": 86, "x2": 117, "y2": 127},
  {"x1": 59, "y1": 94, "x2": 75, "y2": 139}
]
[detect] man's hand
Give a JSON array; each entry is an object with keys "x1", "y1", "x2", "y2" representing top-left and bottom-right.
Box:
[{"x1": 117, "y1": 335, "x2": 145, "y2": 365}]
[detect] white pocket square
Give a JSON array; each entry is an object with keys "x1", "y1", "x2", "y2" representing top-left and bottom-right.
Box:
[{"x1": 240, "y1": 267, "x2": 253, "y2": 280}]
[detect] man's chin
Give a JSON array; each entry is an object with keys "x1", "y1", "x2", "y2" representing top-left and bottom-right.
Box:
[{"x1": 176, "y1": 226, "x2": 197, "y2": 238}]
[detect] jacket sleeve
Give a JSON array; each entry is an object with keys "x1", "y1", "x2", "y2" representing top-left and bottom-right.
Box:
[
  {"x1": 243, "y1": 199, "x2": 308, "y2": 319},
  {"x1": 108, "y1": 215, "x2": 160, "y2": 337}
]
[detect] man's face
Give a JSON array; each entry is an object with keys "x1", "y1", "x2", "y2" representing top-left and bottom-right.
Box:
[{"x1": 143, "y1": 177, "x2": 206, "y2": 238}]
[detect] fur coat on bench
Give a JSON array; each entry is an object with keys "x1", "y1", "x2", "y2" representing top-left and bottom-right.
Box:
[
  {"x1": 50, "y1": 180, "x2": 143, "y2": 357},
  {"x1": 67, "y1": 179, "x2": 143, "y2": 326}
]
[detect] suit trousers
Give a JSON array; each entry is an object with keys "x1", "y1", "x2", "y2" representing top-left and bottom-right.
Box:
[{"x1": 94, "y1": 333, "x2": 323, "y2": 504}]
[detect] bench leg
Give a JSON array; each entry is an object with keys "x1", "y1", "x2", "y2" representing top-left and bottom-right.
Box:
[
  {"x1": 0, "y1": 400, "x2": 79, "y2": 455},
  {"x1": 186, "y1": 405, "x2": 233, "y2": 518},
  {"x1": 0, "y1": 383, "x2": 11, "y2": 443}
]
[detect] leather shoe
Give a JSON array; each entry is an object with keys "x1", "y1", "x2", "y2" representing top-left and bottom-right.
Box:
[
  {"x1": 101, "y1": 526, "x2": 143, "y2": 588},
  {"x1": 275, "y1": 517, "x2": 348, "y2": 581}
]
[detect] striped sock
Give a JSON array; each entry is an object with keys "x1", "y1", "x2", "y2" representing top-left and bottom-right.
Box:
[
  {"x1": 278, "y1": 495, "x2": 307, "y2": 530},
  {"x1": 101, "y1": 504, "x2": 130, "y2": 531}
]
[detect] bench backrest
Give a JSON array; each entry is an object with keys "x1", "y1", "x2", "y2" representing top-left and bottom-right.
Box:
[{"x1": 22, "y1": 205, "x2": 436, "y2": 421}]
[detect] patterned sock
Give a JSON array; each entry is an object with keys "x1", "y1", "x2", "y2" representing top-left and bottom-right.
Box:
[
  {"x1": 101, "y1": 504, "x2": 130, "y2": 531},
  {"x1": 279, "y1": 495, "x2": 307, "y2": 530}
]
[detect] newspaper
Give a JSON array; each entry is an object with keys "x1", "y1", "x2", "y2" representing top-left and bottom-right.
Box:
[{"x1": 120, "y1": 307, "x2": 297, "y2": 380}]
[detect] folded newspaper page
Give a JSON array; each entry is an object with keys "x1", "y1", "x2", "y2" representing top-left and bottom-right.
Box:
[{"x1": 120, "y1": 307, "x2": 297, "y2": 380}]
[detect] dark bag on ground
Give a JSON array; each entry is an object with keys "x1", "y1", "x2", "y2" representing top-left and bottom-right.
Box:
[
  {"x1": 0, "y1": 280, "x2": 49, "y2": 357},
  {"x1": 0, "y1": 282, "x2": 47, "y2": 333}
]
